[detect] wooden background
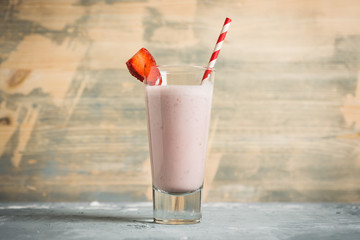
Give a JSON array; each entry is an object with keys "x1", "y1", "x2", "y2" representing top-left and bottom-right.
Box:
[{"x1": 0, "y1": 0, "x2": 359, "y2": 202}]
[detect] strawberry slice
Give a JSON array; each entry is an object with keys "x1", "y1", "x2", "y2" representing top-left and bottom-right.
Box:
[
  {"x1": 147, "y1": 65, "x2": 162, "y2": 86},
  {"x1": 126, "y1": 48, "x2": 162, "y2": 85}
]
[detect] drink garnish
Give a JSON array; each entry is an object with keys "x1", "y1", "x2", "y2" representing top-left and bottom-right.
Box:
[{"x1": 126, "y1": 48, "x2": 162, "y2": 85}]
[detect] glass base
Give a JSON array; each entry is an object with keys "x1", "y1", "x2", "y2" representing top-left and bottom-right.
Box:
[{"x1": 153, "y1": 186, "x2": 202, "y2": 225}]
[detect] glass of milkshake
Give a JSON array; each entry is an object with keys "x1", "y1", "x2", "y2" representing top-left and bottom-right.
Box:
[{"x1": 145, "y1": 65, "x2": 214, "y2": 224}]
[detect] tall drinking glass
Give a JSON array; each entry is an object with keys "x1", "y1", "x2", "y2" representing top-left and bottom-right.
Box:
[{"x1": 145, "y1": 65, "x2": 215, "y2": 224}]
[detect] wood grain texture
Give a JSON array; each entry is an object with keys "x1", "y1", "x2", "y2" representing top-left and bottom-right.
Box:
[{"x1": 0, "y1": 0, "x2": 359, "y2": 202}]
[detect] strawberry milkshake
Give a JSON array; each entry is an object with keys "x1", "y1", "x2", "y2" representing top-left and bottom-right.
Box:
[
  {"x1": 126, "y1": 49, "x2": 217, "y2": 224},
  {"x1": 146, "y1": 77, "x2": 213, "y2": 193}
]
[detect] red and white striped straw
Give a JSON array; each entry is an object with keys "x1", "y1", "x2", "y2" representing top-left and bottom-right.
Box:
[{"x1": 202, "y1": 17, "x2": 232, "y2": 82}]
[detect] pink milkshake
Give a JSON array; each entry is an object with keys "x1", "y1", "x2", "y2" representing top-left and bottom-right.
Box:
[
  {"x1": 126, "y1": 20, "x2": 230, "y2": 222},
  {"x1": 145, "y1": 73, "x2": 214, "y2": 193}
]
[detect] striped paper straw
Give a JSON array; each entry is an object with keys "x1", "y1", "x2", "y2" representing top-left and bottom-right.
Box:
[{"x1": 202, "y1": 17, "x2": 232, "y2": 82}]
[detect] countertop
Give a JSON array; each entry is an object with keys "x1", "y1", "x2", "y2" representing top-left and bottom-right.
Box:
[{"x1": 0, "y1": 202, "x2": 359, "y2": 240}]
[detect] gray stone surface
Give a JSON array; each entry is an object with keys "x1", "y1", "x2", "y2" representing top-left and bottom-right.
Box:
[{"x1": 0, "y1": 202, "x2": 359, "y2": 240}]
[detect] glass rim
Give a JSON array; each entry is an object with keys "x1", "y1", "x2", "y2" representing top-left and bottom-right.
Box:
[{"x1": 153, "y1": 64, "x2": 216, "y2": 73}]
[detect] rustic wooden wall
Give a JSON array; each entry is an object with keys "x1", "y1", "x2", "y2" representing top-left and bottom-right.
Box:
[{"x1": 0, "y1": 0, "x2": 359, "y2": 202}]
